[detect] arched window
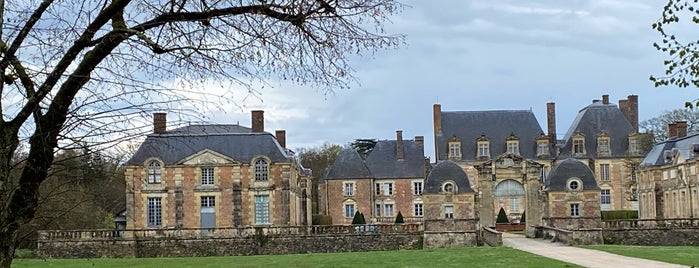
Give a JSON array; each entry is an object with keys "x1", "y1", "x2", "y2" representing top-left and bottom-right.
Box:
[
  {"x1": 147, "y1": 161, "x2": 161, "y2": 183},
  {"x1": 254, "y1": 159, "x2": 269, "y2": 181},
  {"x1": 494, "y1": 180, "x2": 525, "y2": 197},
  {"x1": 443, "y1": 182, "x2": 454, "y2": 193}
]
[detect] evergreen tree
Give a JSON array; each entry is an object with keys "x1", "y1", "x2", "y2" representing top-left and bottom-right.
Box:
[
  {"x1": 520, "y1": 210, "x2": 526, "y2": 223},
  {"x1": 359, "y1": 212, "x2": 366, "y2": 224},
  {"x1": 496, "y1": 207, "x2": 510, "y2": 224},
  {"x1": 394, "y1": 211, "x2": 404, "y2": 224},
  {"x1": 352, "y1": 211, "x2": 363, "y2": 225}
]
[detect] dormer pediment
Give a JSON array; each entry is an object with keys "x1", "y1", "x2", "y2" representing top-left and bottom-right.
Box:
[{"x1": 178, "y1": 149, "x2": 239, "y2": 165}]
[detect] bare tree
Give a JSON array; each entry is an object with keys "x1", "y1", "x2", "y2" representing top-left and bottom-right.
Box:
[
  {"x1": 639, "y1": 108, "x2": 699, "y2": 142},
  {"x1": 0, "y1": 0, "x2": 403, "y2": 266}
]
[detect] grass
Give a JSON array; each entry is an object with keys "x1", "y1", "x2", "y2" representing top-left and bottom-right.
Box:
[
  {"x1": 11, "y1": 247, "x2": 581, "y2": 268},
  {"x1": 580, "y1": 245, "x2": 699, "y2": 267}
]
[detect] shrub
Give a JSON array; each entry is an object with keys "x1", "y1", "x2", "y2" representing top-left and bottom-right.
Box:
[
  {"x1": 601, "y1": 210, "x2": 638, "y2": 220},
  {"x1": 359, "y1": 212, "x2": 366, "y2": 224},
  {"x1": 496, "y1": 207, "x2": 509, "y2": 224},
  {"x1": 395, "y1": 211, "x2": 404, "y2": 224},
  {"x1": 520, "y1": 210, "x2": 526, "y2": 223},
  {"x1": 352, "y1": 211, "x2": 366, "y2": 225}
]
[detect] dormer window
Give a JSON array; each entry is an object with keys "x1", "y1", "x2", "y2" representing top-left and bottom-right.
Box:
[
  {"x1": 147, "y1": 161, "x2": 162, "y2": 184},
  {"x1": 506, "y1": 133, "x2": 519, "y2": 155},
  {"x1": 254, "y1": 159, "x2": 269, "y2": 181},
  {"x1": 477, "y1": 134, "x2": 490, "y2": 160},
  {"x1": 628, "y1": 133, "x2": 639, "y2": 155},
  {"x1": 597, "y1": 132, "x2": 610, "y2": 157},
  {"x1": 567, "y1": 177, "x2": 582, "y2": 191},
  {"x1": 448, "y1": 136, "x2": 461, "y2": 159},
  {"x1": 572, "y1": 133, "x2": 585, "y2": 156}
]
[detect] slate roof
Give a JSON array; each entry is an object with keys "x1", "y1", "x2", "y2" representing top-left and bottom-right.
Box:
[
  {"x1": 560, "y1": 101, "x2": 633, "y2": 158},
  {"x1": 324, "y1": 139, "x2": 425, "y2": 180},
  {"x1": 126, "y1": 124, "x2": 289, "y2": 166},
  {"x1": 424, "y1": 160, "x2": 473, "y2": 194},
  {"x1": 324, "y1": 148, "x2": 372, "y2": 179},
  {"x1": 437, "y1": 110, "x2": 546, "y2": 161},
  {"x1": 641, "y1": 132, "x2": 699, "y2": 167},
  {"x1": 545, "y1": 158, "x2": 600, "y2": 191}
]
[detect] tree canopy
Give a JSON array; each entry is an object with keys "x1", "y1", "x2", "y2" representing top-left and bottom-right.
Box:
[{"x1": 640, "y1": 108, "x2": 699, "y2": 142}]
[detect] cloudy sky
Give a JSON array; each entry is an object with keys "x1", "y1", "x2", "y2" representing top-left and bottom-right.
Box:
[{"x1": 204, "y1": 0, "x2": 697, "y2": 160}]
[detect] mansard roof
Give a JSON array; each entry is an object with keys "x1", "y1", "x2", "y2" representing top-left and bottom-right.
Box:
[
  {"x1": 126, "y1": 125, "x2": 289, "y2": 166},
  {"x1": 437, "y1": 110, "x2": 546, "y2": 161},
  {"x1": 424, "y1": 160, "x2": 473, "y2": 194},
  {"x1": 324, "y1": 139, "x2": 425, "y2": 180},
  {"x1": 560, "y1": 101, "x2": 633, "y2": 158},
  {"x1": 324, "y1": 148, "x2": 372, "y2": 179},
  {"x1": 545, "y1": 158, "x2": 600, "y2": 191},
  {"x1": 641, "y1": 132, "x2": 699, "y2": 167}
]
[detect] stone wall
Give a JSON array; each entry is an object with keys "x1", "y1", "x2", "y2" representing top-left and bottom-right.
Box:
[
  {"x1": 533, "y1": 226, "x2": 602, "y2": 245},
  {"x1": 480, "y1": 227, "x2": 502, "y2": 246},
  {"x1": 603, "y1": 227, "x2": 699, "y2": 246},
  {"x1": 37, "y1": 233, "x2": 423, "y2": 259},
  {"x1": 422, "y1": 231, "x2": 478, "y2": 248}
]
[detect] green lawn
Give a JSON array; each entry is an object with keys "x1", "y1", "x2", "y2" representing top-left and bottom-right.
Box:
[
  {"x1": 580, "y1": 245, "x2": 699, "y2": 267},
  {"x1": 12, "y1": 247, "x2": 581, "y2": 268}
]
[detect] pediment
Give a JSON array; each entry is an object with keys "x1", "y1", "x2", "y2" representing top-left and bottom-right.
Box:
[{"x1": 178, "y1": 149, "x2": 238, "y2": 165}]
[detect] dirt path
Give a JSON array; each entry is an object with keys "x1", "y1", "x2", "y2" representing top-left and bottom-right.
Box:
[{"x1": 502, "y1": 233, "x2": 689, "y2": 268}]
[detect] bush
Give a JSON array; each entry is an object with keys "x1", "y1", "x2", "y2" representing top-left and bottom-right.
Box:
[
  {"x1": 14, "y1": 249, "x2": 34, "y2": 259},
  {"x1": 496, "y1": 208, "x2": 509, "y2": 224},
  {"x1": 395, "y1": 211, "x2": 404, "y2": 224},
  {"x1": 601, "y1": 210, "x2": 638, "y2": 220},
  {"x1": 520, "y1": 210, "x2": 526, "y2": 223},
  {"x1": 352, "y1": 211, "x2": 366, "y2": 225},
  {"x1": 312, "y1": 214, "x2": 333, "y2": 225}
]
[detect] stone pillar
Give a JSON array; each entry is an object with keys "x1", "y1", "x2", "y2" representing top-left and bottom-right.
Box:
[
  {"x1": 282, "y1": 167, "x2": 291, "y2": 225},
  {"x1": 232, "y1": 166, "x2": 243, "y2": 226},
  {"x1": 433, "y1": 104, "x2": 442, "y2": 160},
  {"x1": 525, "y1": 167, "x2": 543, "y2": 237},
  {"x1": 478, "y1": 169, "x2": 495, "y2": 227},
  {"x1": 174, "y1": 168, "x2": 183, "y2": 228}
]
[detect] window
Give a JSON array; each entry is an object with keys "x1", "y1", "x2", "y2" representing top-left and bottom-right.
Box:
[
  {"x1": 597, "y1": 139, "x2": 610, "y2": 156},
  {"x1": 570, "y1": 203, "x2": 580, "y2": 217},
  {"x1": 629, "y1": 138, "x2": 638, "y2": 154},
  {"x1": 201, "y1": 167, "x2": 214, "y2": 185},
  {"x1": 568, "y1": 180, "x2": 579, "y2": 190},
  {"x1": 507, "y1": 141, "x2": 519, "y2": 155},
  {"x1": 413, "y1": 181, "x2": 423, "y2": 195},
  {"x1": 147, "y1": 161, "x2": 161, "y2": 184},
  {"x1": 631, "y1": 164, "x2": 638, "y2": 181},
  {"x1": 254, "y1": 159, "x2": 268, "y2": 181},
  {"x1": 344, "y1": 204, "x2": 355, "y2": 218},
  {"x1": 600, "y1": 189, "x2": 611, "y2": 204},
  {"x1": 254, "y1": 195, "x2": 270, "y2": 224},
  {"x1": 540, "y1": 166, "x2": 549, "y2": 182},
  {"x1": 413, "y1": 203, "x2": 424, "y2": 217},
  {"x1": 600, "y1": 164, "x2": 610, "y2": 181},
  {"x1": 444, "y1": 183, "x2": 454, "y2": 193},
  {"x1": 449, "y1": 142, "x2": 461, "y2": 158},
  {"x1": 478, "y1": 142, "x2": 490, "y2": 157},
  {"x1": 537, "y1": 141, "x2": 549, "y2": 156},
  {"x1": 201, "y1": 196, "x2": 216, "y2": 207},
  {"x1": 573, "y1": 138, "x2": 585, "y2": 155},
  {"x1": 344, "y1": 182, "x2": 355, "y2": 196},
  {"x1": 384, "y1": 204, "x2": 394, "y2": 217},
  {"x1": 376, "y1": 182, "x2": 393, "y2": 196},
  {"x1": 509, "y1": 198, "x2": 519, "y2": 214},
  {"x1": 444, "y1": 205, "x2": 454, "y2": 219},
  {"x1": 375, "y1": 203, "x2": 382, "y2": 217},
  {"x1": 147, "y1": 197, "x2": 162, "y2": 227}
]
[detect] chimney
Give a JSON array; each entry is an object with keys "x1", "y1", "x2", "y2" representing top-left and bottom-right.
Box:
[
  {"x1": 396, "y1": 130, "x2": 404, "y2": 160},
  {"x1": 619, "y1": 95, "x2": 639, "y2": 132},
  {"x1": 602, "y1": 94, "x2": 609, "y2": 104},
  {"x1": 415, "y1": 136, "x2": 424, "y2": 153},
  {"x1": 251, "y1": 110, "x2": 264, "y2": 133},
  {"x1": 668, "y1": 122, "x2": 678, "y2": 138},
  {"x1": 546, "y1": 102, "x2": 556, "y2": 144},
  {"x1": 153, "y1": 112, "x2": 167, "y2": 134},
  {"x1": 433, "y1": 104, "x2": 442, "y2": 159},
  {"x1": 275, "y1": 130, "x2": 286, "y2": 148},
  {"x1": 676, "y1": 121, "x2": 688, "y2": 138}
]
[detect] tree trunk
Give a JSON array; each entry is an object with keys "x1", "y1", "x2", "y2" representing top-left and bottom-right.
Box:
[{"x1": 0, "y1": 226, "x2": 18, "y2": 268}]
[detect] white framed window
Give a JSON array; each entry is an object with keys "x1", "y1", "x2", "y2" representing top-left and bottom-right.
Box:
[
  {"x1": 509, "y1": 198, "x2": 519, "y2": 214},
  {"x1": 573, "y1": 137, "x2": 585, "y2": 155},
  {"x1": 629, "y1": 138, "x2": 638, "y2": 154},
  {"x1": 601, "y1": 189, "x2": 611, "y2": 211},
  {"x1": 147, "y1": 197, "x2": 162, "y2": 227},
  {"x1": 147, "y1": 161, "x2": 162, "y2": 184},
  {"x1": 201, "y1": 196, "x2": 216, "y2": 207},
  {"x1": 570, "y1": 203, "x2": 580, "y2": 217},
  {"x1": 597, "y1": 138, "x2": 610, "y2": 156},
  {"x1": 413, "y1": 181, "x2": 423, "y2": 195},
  {"x1": 444, "y1": 205, "x2": 454, "y2": 219},
  {"x1": 449, "y1": 142, "x2": 461, "y2": 158},
  {"x1": 254, "y1": 195, "x2": 270, "y2": 224},
  {"x1": 537, "y1": 141, "x2": 549, "y2": 156},
  {"x1": 478, "y1": 142, "x2": 490, "y2": 157},
  {"x1": 344, "y1": 182, "x2": 355, "y2": 196},
  {"x1": 201, "y1": 167, "x2": 214, "y2": 185},
  {"x1": 375, "y1": 182, "x2": 393, "y2": 196},
  {"x1": 600, "y1": 164, "x2": 610, "y2": 181},
  {"x1": 384, "y1": 204, "x2": 394, "y2": 217},
  {"x1": 413, "y1": 202, "x2": 423, "y2": 217},
  {"x1": 507, "y1": 141, "x2": 519, "y2": 155},
  {"x1": 375, "y1": 203, "x2": 382, "y2": 217},
  {"x1": 344, "y1": 204, "x2": 355, "y2": 218},
  {"x1": 568, "y1": 179, "x2": 580, "y2": 191},
  {"x1": 254, "y1": 159, "x2": 269, "y2": 181},
  {"x1": 631, "y1": 164, "x2": 638, "y2": 181}
]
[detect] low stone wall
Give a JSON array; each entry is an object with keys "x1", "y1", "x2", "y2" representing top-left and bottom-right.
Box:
[
  {"x1": 422, "y1": 231, "x2": 478, "y2": 248},
  {"x1": 495, "y1": 223, "x2": 525, "y2": 232},
  {"x1": 37, "y1": 233, "x2": 423, "y2": 258},
  {"x1": 603, "y1": 227, "x2": 699, "y2": 246},
  {"x1": 480, "y1": 227, "x2": 502, "y2": 246},
  {"x1": 533, "y1": 226, "x2": 602, "y2": 245}
]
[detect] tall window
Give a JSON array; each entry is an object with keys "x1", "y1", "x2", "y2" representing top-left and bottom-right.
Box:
[
  {"x1": 147, "y1": 161, "x2": 161, "y2": 184},
  {"x1": 629, "y1": 138, "x2": 638, "y2": 154},
  {"x1": 444, "y1": 205, "x2": 454, "y2": 219},
  {"x1": 344, "y1": 182, "x2": 355, "y2": 196},
  {"x1": 509, "y1": 198, "x2": 519, "y2": 214},
  {"x1": 537, "y1": 141, "x2": 549, "y2": 156},
  {"x1": 630, "y1": 164, "x2": 637, "y2": 181},
  {"x1": 597, "y1": 139, "x2": 610, "y2": 156},
  {"x1": 147, "y1": 197, "x2": 162, "y2": 227},
  {"x1": 600, "y1": 164, "x2": 610, "y2": 181},
  {"x1": 540, "y1": 166, "x2": 549, "y2": 182},
  {"x1": 254, "y1": 159, "x2": 268, "y2": 181},
  {"x1": 600, "y1": 189, "x2": 611, "y2": 210},
  {"x1": 384, "y1": 204, "x2": 394, "y2": 217},
  {"x1": 507, "y1": 141, "x2": 519, "y2": 155},
  {"x1": 413, "y1": 181, "x2": 423, "y2": 195},
  {"x1": 344, "y1": 204, "x2": 355, "y2": 218},
  {"x1": 448, "y1": 142, "x2": 461, "y2": 158},
  {"x1": 570, "y1": 203, "x2": 580, "y2": 217},
  {"x1": 573, "y1": 138, "x2": 585, "y2": 155},
  {"x1": 201, "y1": 167, "x2": 214, "y2": 185},
  {"x1": 413, "y1": 203, "x2": 424, "y2": 217},
  {"x1": 478, "y1": 142, "x2": 490, "y2": 158},
  {"x1": 375, "y1": 203, "x2": 382, "y2": 217},
  {"x1": 376, "y1": 182, "x2": 393, "y2": 196},
  {"x1": 254, "y1": 195, "x2": 270, "y2": 224}
]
